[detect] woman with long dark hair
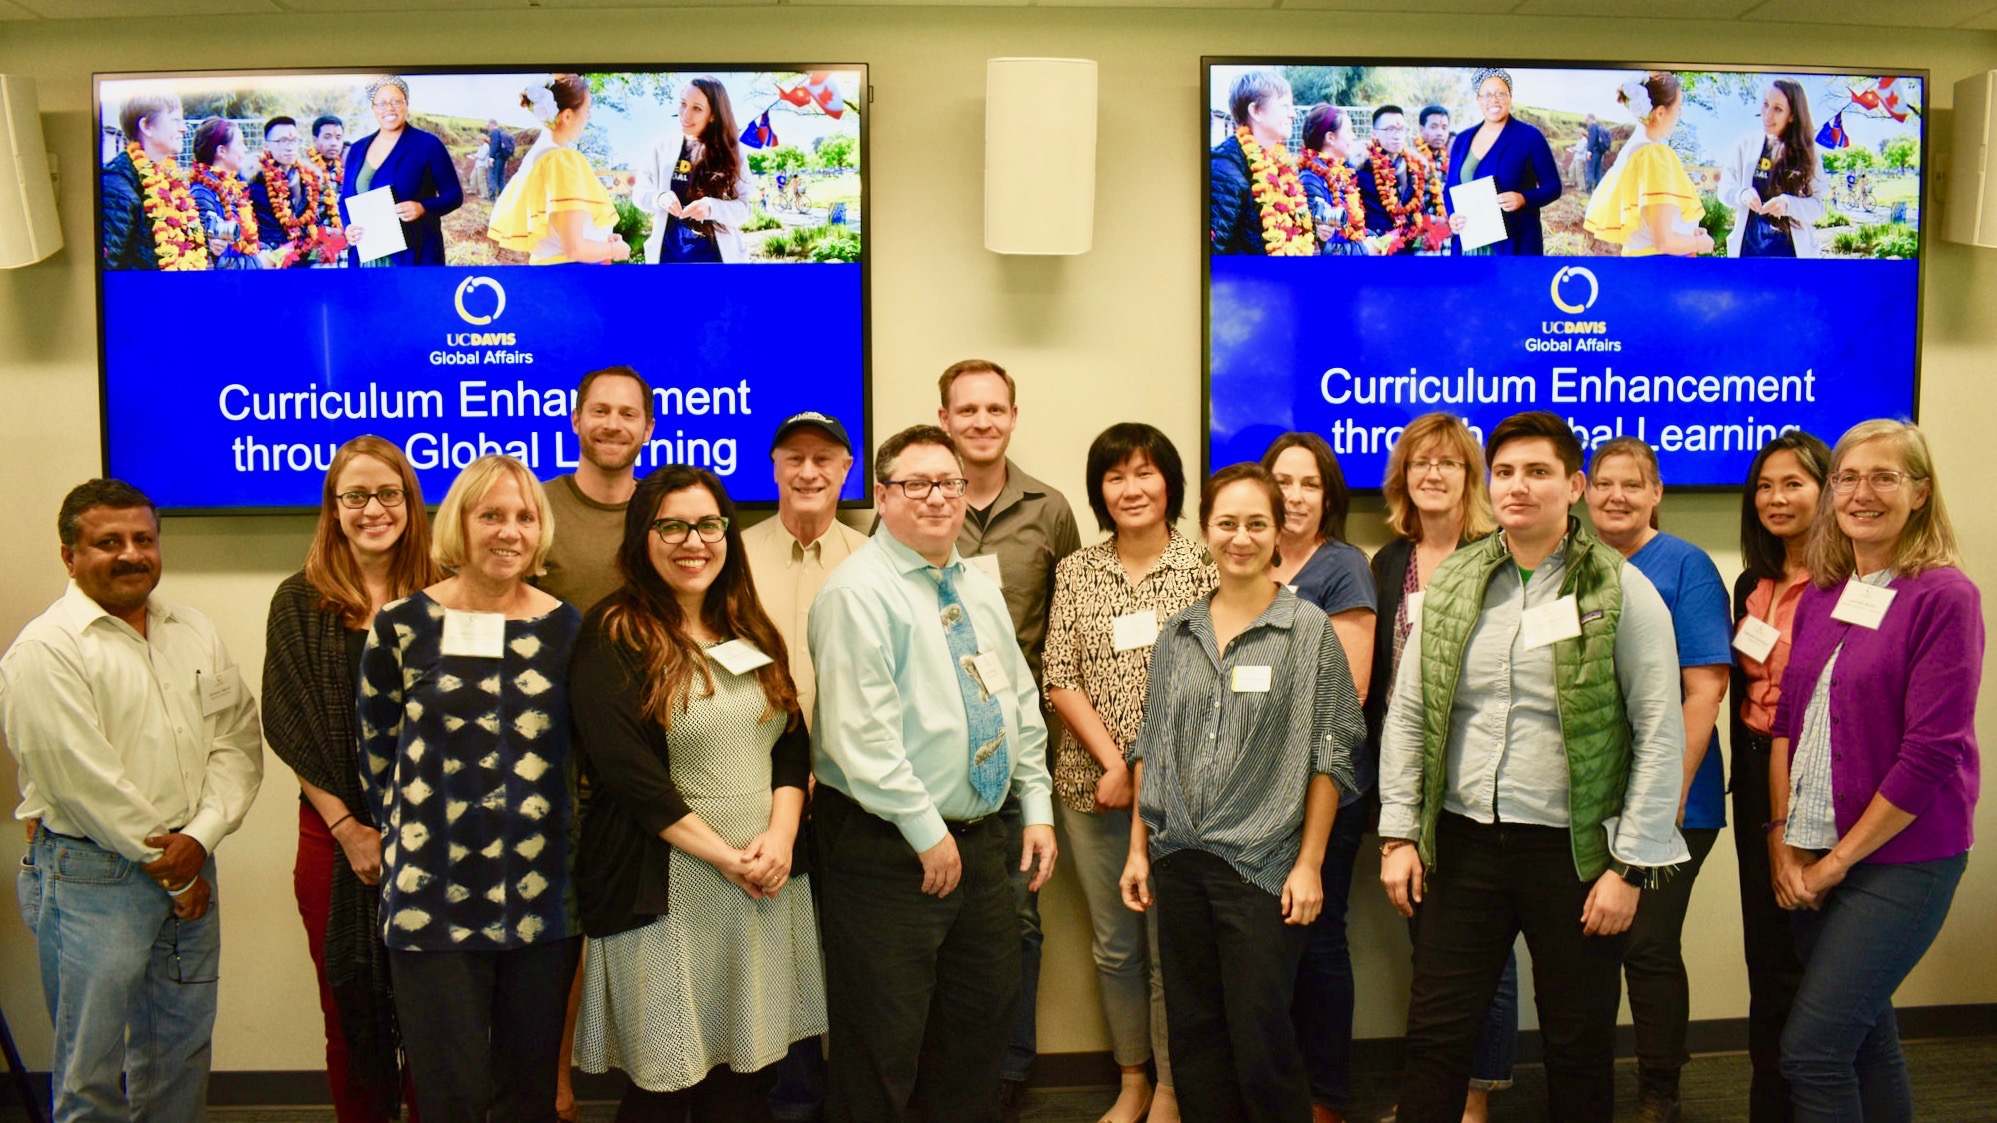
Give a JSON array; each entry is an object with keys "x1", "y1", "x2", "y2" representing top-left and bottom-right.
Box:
[
  {"x1": 1729, "y1": 430, "x2": 1830, "y2": 1122},
  {"x1": 265, "y1": 436, "x2": 440, "y2": 1122},
  {"x1": 639, "y1": 77, "x2": 756, "y2": 263},
  {"x1": 570, "y1": 465, "x2": 824, "y2": 1119},
  {"x1": 1719, "y1": 79, "x2": 1829, "y2": 258}
]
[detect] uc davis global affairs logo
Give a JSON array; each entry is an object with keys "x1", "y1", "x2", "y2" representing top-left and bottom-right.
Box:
[
  {"x1": 1531, "y1": 265, "x2": 1616, "y2": 352},
  {"x1": 1549, "y1": 265, "x2": 1599, "y2": 315},
  {"x1": 455, "y1": 275, "x2": 507, "y2": 325}
]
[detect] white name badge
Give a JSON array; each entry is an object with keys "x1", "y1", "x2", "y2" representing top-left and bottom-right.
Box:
[
  {"x1": 440, "y1": 609, "x2": 507, "y2": 658},
  {"x1": 971, "y1": 650, "x2": 1011, "y2": 694},
  {"x1": 968, "y1": 553, "x2": 1004, "y2": 587},
  {"x1": 1520, "y1": 594, "x2": 1583, "y2": 651},
  {"x1": 1733, "y1": 615, "x2": 1781, "y2": 663},
  {"x1": 1405, "y1": 590, "x2": 1426, "y2": 630},
  {"x1": 1231, "y1": 664, "x2": 1272, "y2": 693},
  {"x1": 1111, "y1": 609, "x2": 1159, "y2": 652},
  {"x1": 708, "y1": 639, "x2": 775, "y2": 675},
  {"x1": 198, "y1": 667, "x2": 241, "y2": 717},
  {"x1": 1831, "y1": 577, "x2": 1896, "y2": 630}
]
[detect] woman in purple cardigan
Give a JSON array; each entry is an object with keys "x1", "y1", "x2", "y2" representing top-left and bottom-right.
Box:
[{"x1": 1767, "y1": 418, "x2": 1980, "y2": 1122}]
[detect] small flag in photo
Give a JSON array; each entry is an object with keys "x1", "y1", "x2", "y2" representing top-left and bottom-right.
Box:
[{"x1": 741, "y1": 112, "x2": 778, "y2": 149}]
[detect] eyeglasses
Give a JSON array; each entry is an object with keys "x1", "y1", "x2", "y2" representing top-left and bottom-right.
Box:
[
  {"x1": 1208, "y1": 518, "x2": 1276, "y2": 536},
  {"x1": 372, "y1": 98, "x2": 407, "y2": 111},
  {"x1": 883, "y1": 477, "x2": 969, "y2": 499},
  {"x1": 1477, "y1": 91, "x2": 1512, "y2": 103},
  {"x1": 652, "y1": 516, "x2": 730, "y2": 544},
  {"x1": 1374, "y1": 125, "x2": 1407, "y2": 135},
  {"x1": 1829, "y1": 470, "x2": 1916, "y2": 494},
  {"x1": 338, "y1": 487, "x2": 406, "y2": 509},
  {"x1": 1410, "y1": 458, "x2": 1466, "y2": 476}
]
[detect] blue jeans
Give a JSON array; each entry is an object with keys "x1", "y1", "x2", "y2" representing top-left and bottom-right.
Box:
[
  {"x1": 999, "y1": 799, "x2": 1043, "y2": 1085},
  {"x1": 1782, "y1": 853, "x2": 1966, "y2": 1123},
  {"x1": 18, "y1": 828, "x2": 220, "y2": 1123},
  {"x1": 1292, "y1": 794, "x2": 1368, "y2": 1110}
]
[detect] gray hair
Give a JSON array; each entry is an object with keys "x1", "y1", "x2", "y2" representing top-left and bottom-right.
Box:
[
  {"x1": 1470, "y1": 67, "x2": 1513, "y2": 96},
  {"x1": 366, "y1": 76, "x2": 410, "y2": 106}
]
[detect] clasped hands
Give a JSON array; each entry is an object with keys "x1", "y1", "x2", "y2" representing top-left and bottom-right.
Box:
[
  {"x1": 716, "y1": 828, "x2": 795, "y2": 900},
  {"x1": 143, "y1": 832, "x2": 211, "y2": 921},
  {"x1": 1771, "y1": 837, "x2": 1846, "y2": 910}
]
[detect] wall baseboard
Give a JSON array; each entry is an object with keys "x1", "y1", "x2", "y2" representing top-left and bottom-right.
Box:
[{"x1": 10, "y1": 1003, "x2": 1996, "y2": 1105}]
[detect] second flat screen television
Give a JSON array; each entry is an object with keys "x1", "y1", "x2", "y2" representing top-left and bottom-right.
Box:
[
  {"x1": 1205, "y1": 60, "x2": 1925, "y2": 488},
  {"x1": 96, "y1": 65, "x2": 868, "y2": 511}
]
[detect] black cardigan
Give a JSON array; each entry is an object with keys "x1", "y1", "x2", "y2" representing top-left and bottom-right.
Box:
[
  {"x1": 1362, "y1": 537, "x2": 1416, "y2": 774},
  {"x1": 569, "y1": 608, "x2": 811, "y2": 939}
]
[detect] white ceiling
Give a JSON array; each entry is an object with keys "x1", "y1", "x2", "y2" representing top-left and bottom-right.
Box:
[{"x1": 4, "y1": 0, "x2": 1997, "y2": 19}]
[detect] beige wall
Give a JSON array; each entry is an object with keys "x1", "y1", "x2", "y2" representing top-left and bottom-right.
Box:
[{"x1": 3, "y1": 5, "x2": 1996, "y2": 1074}]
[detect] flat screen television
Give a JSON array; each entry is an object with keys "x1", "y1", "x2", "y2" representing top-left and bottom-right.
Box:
[
  {"x1": 1204, "y1": 60, "x2": 1925, "y2": 489},
  {"x1": 95, "y1": 65, "x2": 868, "y2": 512}
]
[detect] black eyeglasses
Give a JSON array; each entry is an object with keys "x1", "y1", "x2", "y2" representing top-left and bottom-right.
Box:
[
  {"x1": 652, "y1": 516, "x2": 730, "y2": 544},
  {"x1": 337, "y1": 487, "x2": 406, "y2": 509},
  {"x1": 882, "y1": 477, "x2": 969, "y2": 499}
]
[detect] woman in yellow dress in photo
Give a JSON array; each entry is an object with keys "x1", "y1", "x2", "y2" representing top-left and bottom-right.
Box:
[
  {"x1": 487, "y1": 74, "x2": 631, "y2": 265},
  {"x1": 1583, "y1": 72, "x2": 1715, "y2": 257}
]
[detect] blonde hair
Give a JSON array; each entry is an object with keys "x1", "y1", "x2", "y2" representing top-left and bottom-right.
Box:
[
  {"x1": 1805, "y1": 419, "x2": 1958, "y2": 586},
  {"x1": 1588, "y1": 436, "x2": 1663, "y2": 530},
  {"x1": 431, "y1": 455, "x2": 556, "y2": 576},
  {"x1": 1383, "y1": 413, "x2": 1496, "y2": 542}
]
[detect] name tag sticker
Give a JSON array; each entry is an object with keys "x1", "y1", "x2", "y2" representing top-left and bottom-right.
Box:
[
  {"x1": 1520, "y1": 595, "x2": 1583, "y2": 651},
  {"x1": 198, "y1": 668, "x2": 241, "y2": 717},
  {"x1": 968, "y1": 553, "x2": 1004, "y2": 587},
  {"x1": 708, "y1": 639, "x2": 774, "y2": 675},
  {"x1": 1733, "y1": 615, "x2": 1781, "y2": 662},
  {"x1": 971, "y1": 650, "x2": 1011, "y2": 695},
  {"x1": 1231, "y1": 664, "x2": 1272, "y2": 693},
  {"x1": 1111, "y1": 609, "x2": 1159, "y2": 652},
  {"x1": 440, "y1": 609, "x2": 507, "y2": 659},
  {"x1": 1831, "y1": 577, "x2": 1896, "y2": 630}
]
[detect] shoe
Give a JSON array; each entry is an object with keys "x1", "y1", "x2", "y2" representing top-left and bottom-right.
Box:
[
  {"x1": 998, "y1": 1077, "x2": 1027, "y2": 1123},
  {"x1": 1635, "y1": 1084, "x2": 1681, "y2": 1123}
]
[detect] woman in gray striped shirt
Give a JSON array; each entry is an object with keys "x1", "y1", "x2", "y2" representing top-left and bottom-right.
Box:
[{"x1": 1118, "y1": 462, "x2": 1363, "y2": 1123}]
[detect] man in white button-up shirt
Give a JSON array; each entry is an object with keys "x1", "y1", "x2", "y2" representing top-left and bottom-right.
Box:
[{"x1": 3, "y1": 478, "x2": 263, "y2": 1123}]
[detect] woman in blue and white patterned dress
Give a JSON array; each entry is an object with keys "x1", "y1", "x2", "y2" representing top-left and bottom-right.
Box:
[
  {"x1": 357, "y1": 453, "x2": 583, "y2": 1123},
  {"x1": 570, "y1": 464, "x2": 824, "y2": 1119}
]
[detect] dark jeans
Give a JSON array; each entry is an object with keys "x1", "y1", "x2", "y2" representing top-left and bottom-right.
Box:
[
  {"x1": 618, "y1": 1064, "x2": 776, "y2": 1122},
  {"x1": 1156, "y1": 848, "x2": 1310, "y2": 1123},
  {"x1": 1400, "y1": 922, "x2": 1520, "y2": 1092},
  {"x1": 815, "y1": 786, "x2": 1019, "y2": 1123},
  {"x1": 1782, "y1": 853, "x2": 1967, "y2": 1123},
  {"x1": 768, "y1": 1036, "x2": 825, "y2": 1121},
  {"x1": 1399, "y1": 814, "x2": 1626, "y2": 1123},
  {"x1": 1626, "y1": 826, "x2": 1719, "y2": 1085},
  {"x1": 1586, "y1": 151, "x2": 1605, "y2": 190},
  {"x1": 1733, "y1": 729, "x2": 1805, "y2": 1122},
  {"x1": 1291, "y1": 795, "x2": 1368, "y2": 1111},
  {"x1": 389, "y1": 936, "x2": 581, "y2": 1123},
  {"x1": 999, "y1": 798, "x2": 1044, "y2": 1085}
]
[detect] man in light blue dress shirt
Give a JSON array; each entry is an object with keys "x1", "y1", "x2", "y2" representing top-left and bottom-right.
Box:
[{"x1": 809, "y1": 424, "x2": 1058, "y2": 1123}]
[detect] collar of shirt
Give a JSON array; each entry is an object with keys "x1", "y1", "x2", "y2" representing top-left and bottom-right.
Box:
[
  {"x1": 1085, "y1": 527, "x2": 1208, "y2": 582},
  {"x1": 980, "y1": 459, "x2": 1051, "y2": 528},
  {"x1": 57, "y1": 580, "x2": 173, "y2": 637},
  {"x1": 1175, "y1": 584, "x2": 1301, "y2": 663},
  {"x1": 874, "y1": 525, "x2": 965, "y2": 577},
  {"x1": 766, "y1": 517, "x2": 830, "y2": 569},
  {"x1": 1494, "y1": 523, "x2": 1575, "y2": 584}
]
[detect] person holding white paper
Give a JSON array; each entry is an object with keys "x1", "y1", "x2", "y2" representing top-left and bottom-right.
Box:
[
  {"x1": 569, "y1": 464, "x2": 824, "y2": 1118},
  {"x1": 1728, "y1": 429, "x2": 1831, "y2": 1122},
  {"x1": 1119, "y1": 462, "x2": 1361, "y2": 1123},
  {"x1": 1043, "y1": 423, "x2": 1215, "y2": 1123},
  {"x1": 488, "y1": 74, "x2": 629, "y2": 265},
  {"x1": 1442, "y1": 67, "x2": 1562, "y2": 257},
  {"x1": 356, "y1": 454, "x2": 582, "y2": 1123},
  {"x1": 1377, "y1": 410, "x2": 1687, "y2": 1123},
  {"x1": 1766, "y1": 420, "x2": 1980, "y2": 1122}
]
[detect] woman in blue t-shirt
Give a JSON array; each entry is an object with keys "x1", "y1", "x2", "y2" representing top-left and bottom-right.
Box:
[{"x1": 1584, "y1": 436, "x2": 1730, "y2": 1122}]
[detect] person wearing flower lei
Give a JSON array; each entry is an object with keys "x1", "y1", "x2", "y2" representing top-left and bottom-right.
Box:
[
  {"x1": 1413, "y1": 105, "x2": 1453, "y2": 219},
  {"x1": 308, "y1": 115, "x2": 347, "y2": 206},
  {"x1": 1444, "y1": 67, "x2": 1565, "y2": 257},
  {"x1": 1355, "y1": 104, "x2": 1432, "y2": 256},
  {"x1": 100, "y1": 92, "x2": 208, "y2": 271},
  {"x1": 188, "y1": 117, "x2": 264, "y2": 270},
  {"x1": 1209, "y1": 69, "x2": 1314, "y2": 256},
  {"x1": 251, "y1": 116, "x2": 328, "y2": 264},
  {"x1": 1296, "y1": 104, "x2": 1367, "y2": 256}
]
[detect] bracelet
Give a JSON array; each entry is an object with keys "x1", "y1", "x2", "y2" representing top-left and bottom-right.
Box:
[
  {"x1": 1762, "y1": 818, "x2": 1787, "y2": 834},
  {"x1": 327, "y1": 813, "x2": 355, "y2": 832},
  {"x1": 166, "y1": 878, "x2": 198, "y2": 897},
  {"x1": 1379, "y1": 838, "x2": 1414, "y2": 858}
]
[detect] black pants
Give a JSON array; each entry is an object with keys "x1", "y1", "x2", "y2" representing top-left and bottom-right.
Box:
[
  {"x1": 1399, "y1": 814, "x2": 1626, "y2": 1123},
  {"x1": 1155, "y1": 848, "x2": 1310, "y2": 1123},
  {"x1": 389, "y1": 936, "x2": 582, "y2": 1123},
  {"x1": 1625, "y1": 826, "x2": 1719, "y2": 1084},
  {"x1": 1733, "y1": 729, "x2": 1804, "y2": 1122},
  {"x1": 617, "y1": 1063, "x2": 777, "y2": 1122},
  {"x1": 814, "y1": 786, "x2": 1019, "y2": 1123}
]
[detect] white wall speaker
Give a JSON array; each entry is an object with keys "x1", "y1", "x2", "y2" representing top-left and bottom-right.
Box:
[
  {"x1": 1944, "y1": 71, "x2": 1997, "y2": 248},
  {"x1": 985, "y1": 58, "x2": 1097, "y2": 255},
  {"x1": 0, "y1": 74, "x2": 63, "y2": 269}
]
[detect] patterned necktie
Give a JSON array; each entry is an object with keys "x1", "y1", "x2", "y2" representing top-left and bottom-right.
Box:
[{"x1": 933, "y1": 566, "x2": 1011, "y2": 806}]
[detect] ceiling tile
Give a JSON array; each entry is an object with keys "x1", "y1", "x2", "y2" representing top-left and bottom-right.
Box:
[
  {"x1": 1040, "y1": 0, "x2": 1272, "y2": 8},
  {"x1": 1741, "y1": 0, "x2": 1993, "y2": 27},
  {"x1": 1955, "y1": 3, "x2": 1997, "y2": 27},
  {"x1": 1513, "y1": 0, "x2": 1758, "y2": 16},
  {"x1": 0, "y1": 0, "x2": 35, "y2": 18},
  {"x1": 1278, "y1": 0, "x2": 1514, "y2": 11},
  {"x1": 786, "y1": 0, "x2": 1026, "y2": 7},
  {"x1": 14, "y1": 0, "x2": 280, "y2": 15},
  {"x1": 529, "y1": 0, "x2": 777, "y2": 8},
  {"x1": 273, "y1": 0, "x2": 530, "y2": 9}
]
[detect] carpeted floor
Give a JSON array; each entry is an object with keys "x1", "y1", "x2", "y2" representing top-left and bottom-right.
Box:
[{"x1": 5, "y1": 1037, "x2": 1992, "y2": 1121}]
